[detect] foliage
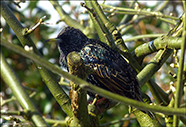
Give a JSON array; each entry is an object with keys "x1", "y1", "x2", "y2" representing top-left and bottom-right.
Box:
[{"x1": 1, "y1": 1, "x2": 185, "y2": 127}]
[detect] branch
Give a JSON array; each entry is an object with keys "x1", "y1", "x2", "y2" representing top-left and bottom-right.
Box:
[
  {"x1": 49, "y1": 0, "x2": 85, "y2": 31},
  {"x1": 23, "y1": 16, "x2": 47, "y2": 35},
  {"x1": 1, "y1": 1, "x2": 38, "y2": 52},
  {"x1": 1, "y1": 91, "x2": 37, "y2": 106},
  {"x1": 100, "y1": 4, "x2": 179, "y2": 21},
  {"x1": 1, "y1": 40, "x2": 185, "y2": 116},
  {"x1": 119, "y1": 15, "x2": 161, "y2": 36},
  {"x1": 118, "y1": 1, "x2": 136, "y2": 25},
  {"x1": 82, "y1": 1, "x2": 115, "y2": 47},
  {"x1": 132, "y1": 36, "x2": 182, "y2": 60},
  {"x1": 82, "y1": 1, "x2": 130, "y2": 56},
  {"x1": 146, "y1": 80, "x2": 170, "y2": 105},
  {"x1": 0, "y1": 53, "x2": 48, "y2": 126},
  {"x1": 133, "y1": 110, "x2": 161, "y2": 127},
  {"x1": 1, "y1": 110, "x2": 67, "y2": 126},
  {"x1": 80, "y1": 81, "x2": 185, "y2": 116},
  {"x1": 1, "y1": 1, "x2": 73, "y2": 117},
  {"x1": 137, "y1": 48, "x2": 173, "y2": 87},
  {"x1": 173, "y1": 10, "x2": 186, "y2": 126},
  {"x1": 82, "y1": 2, "x2": 170, "y2": 107},
  {"x1": 67, "y1": 52, "x2": 90, "y2": 126},
  {"x1": 100, "y1": 117, "x2": 136, "y2": 127},
  {"x1": 124, "y1": 34, "x2": 164, "y2": 42}
]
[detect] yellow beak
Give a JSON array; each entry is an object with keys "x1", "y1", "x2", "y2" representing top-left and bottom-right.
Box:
[{"x1": 45, "y1": 38, "x2": 60, "y2": 44}]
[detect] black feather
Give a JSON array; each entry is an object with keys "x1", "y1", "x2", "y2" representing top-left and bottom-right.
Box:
[{"x1": 55, "y1": 27, "x2": 154, "y2": 119}]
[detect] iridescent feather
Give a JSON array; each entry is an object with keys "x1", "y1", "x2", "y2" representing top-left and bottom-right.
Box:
[{"x1": 53, "y1": 27, "x2": 154, "y2": 118}]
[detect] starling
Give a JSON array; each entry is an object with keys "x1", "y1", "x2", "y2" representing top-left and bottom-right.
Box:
[{"x1": 49, "y1": 27, "x2": 154, "y2": 118}]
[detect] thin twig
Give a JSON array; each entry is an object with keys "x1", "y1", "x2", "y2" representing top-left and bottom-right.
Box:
[{"x1": 23, "y1": 16, "x2": 46, "y2": 35}]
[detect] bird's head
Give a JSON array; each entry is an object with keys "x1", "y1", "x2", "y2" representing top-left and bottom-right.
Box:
[{"x1": 46, "y1": 27, "x2": 88, "y2": 57}]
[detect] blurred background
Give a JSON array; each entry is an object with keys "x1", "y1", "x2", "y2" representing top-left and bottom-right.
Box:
[{"x1": 1, "y1": 1, "x2": 184, "y2": 126}]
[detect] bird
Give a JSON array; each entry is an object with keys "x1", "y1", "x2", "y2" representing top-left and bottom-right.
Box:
[{"x1": 48, "y1": 26, "x2": 154, "y2": 118}]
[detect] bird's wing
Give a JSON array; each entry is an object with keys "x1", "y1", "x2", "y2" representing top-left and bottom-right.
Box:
[{"x1": 81, "y1": 41, "x2": 142, "y2": 101}]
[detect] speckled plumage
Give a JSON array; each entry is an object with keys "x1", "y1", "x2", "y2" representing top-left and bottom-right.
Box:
[{"x1": 54, "y1": 27, "x2": 153, "y2": 118}]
